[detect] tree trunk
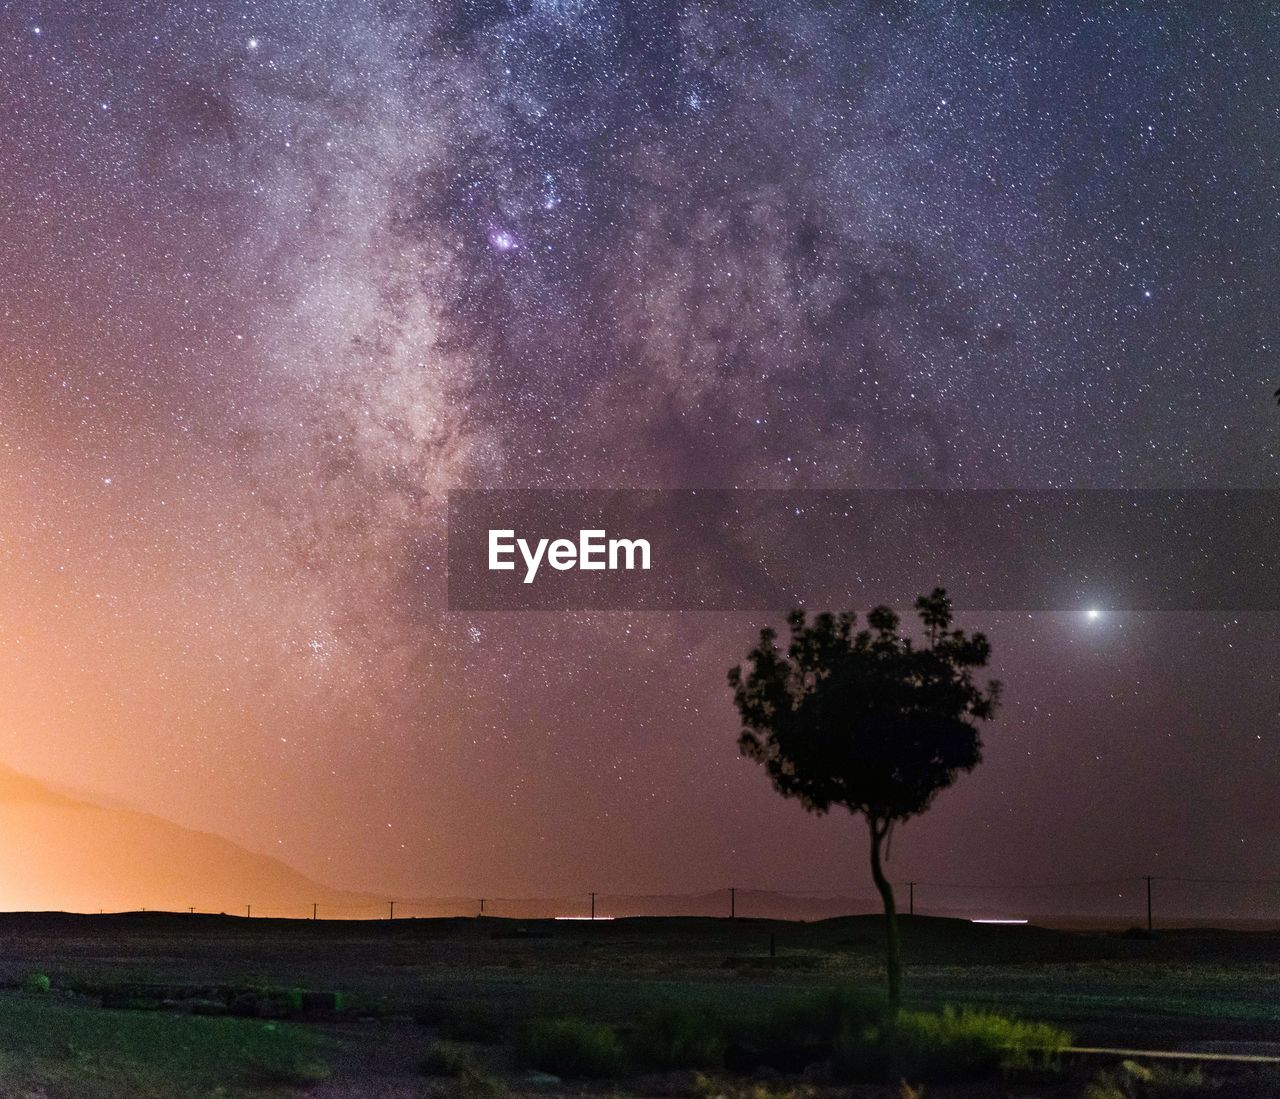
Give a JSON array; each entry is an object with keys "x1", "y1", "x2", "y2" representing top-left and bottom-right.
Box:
[{"x1": 867, "y1": 817, "x2": 901, "y2": 1015}]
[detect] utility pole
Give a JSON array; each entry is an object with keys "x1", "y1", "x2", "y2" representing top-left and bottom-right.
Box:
[
  {"x1": 1146, "y1": 876, "x2": 1153, "y2": 932},
  {"x1": 590, "y1": 892, "x2": 597, "y2": 920},
  {"x1": 312, "y1": 902, "x2": 318, "y2": 920},
  {"x1": 479, "y1": 898, "x2": 485, "y2": 917},
  {"x1": 909, "y1": 881, "x2": 915, "y2": 916},
  {"x1": 246, "y1": 904, "x2": 251, "y2": 919},
  {"x1": 388, "y1": 900, "x2": 395, "y2": 920},
  {"x1": 729, "y1": 887, "x2": 736, "y2": 919}
]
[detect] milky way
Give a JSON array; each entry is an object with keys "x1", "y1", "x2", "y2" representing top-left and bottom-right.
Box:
[{"x1": 0, "y1": 2, "x2": 1277, "y2": 911}]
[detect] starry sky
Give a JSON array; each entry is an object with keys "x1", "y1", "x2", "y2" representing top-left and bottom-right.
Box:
[{"x1": 0, "y1": 1, "x2": 1277, "y2": 916}]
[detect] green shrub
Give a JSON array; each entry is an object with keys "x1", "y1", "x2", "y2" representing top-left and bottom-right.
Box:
[
  {"x1": 516, "y1": 1016, "x2": 624, "y2": 1078},
  {"x1": 765, "y1": 986, "x2": 890, "y2": 1044},
  {"x1": 721, "y1": 983, "x2": 889, "y2": 1066},
  {"x1": 627, "y1": 1005, "x2": 726, "y2": 1070},
  {"x1": 22, "y1": 973, "x2": 51, "y2": 994},
  {"x1": 834, "y1": 1006, "x2": 1070, "y2": 1083}
]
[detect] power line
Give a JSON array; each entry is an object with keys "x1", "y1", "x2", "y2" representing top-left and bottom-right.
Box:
[
  {"x1": 134, "y1": 876, "x2": 1280, "y2": 923},
  {"x1": 1156, "y1": 875, "x2": 1280, "y2": 886},
  {"x1": 902, "y1": 876, "x2": 1143, "y2": 891}
]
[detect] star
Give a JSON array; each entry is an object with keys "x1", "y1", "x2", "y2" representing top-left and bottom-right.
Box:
[{"x1": 487, "y1": 227, "x2": 520, "y2": 252}]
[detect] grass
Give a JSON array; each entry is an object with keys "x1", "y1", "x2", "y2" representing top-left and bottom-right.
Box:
[
  {"x1": 510, "y1": 990, "x2": 1068, "y2": 1085},
  {"x1": 240, "y1": 1042, "x2": 331, "y2": 1087},
  {"x1": 0, "y1": 990, "x2": 333, "y2": 1097},
  {"x1": 421, "y1": 1040, "x2": 509, "y2": 1096},
  {"x1": 833, "y1": 1005, "x2": 1070, "y2": 1083},
  {"x1": 0, "y1": 914, "x2": 1274, "y2": 1094},
  {"x1": 626, "y1": 1004, "x2": 727, "y2": 1070},
  {"x1": 459, "y1": 1069, "x2": 509, "y2": 1099},
  {"x1": 421, "y1": 1039, "x2": 476, "y2": 1077},
  {"x1": 692, "y1": 1078, "x2": 820, "y2": 1099},
  {"x1": 516, "y1": 1016, "x2": 625, "y2": 1078},
  {"x1": 1083, "y1": 1059, "x2": 1209, "y2": 1098},
  {"x1": 399, "y1": 953, "x2": 1278, "y2": 1061},
  {"x1": 746, "y1": 984, "x2": 890, "y2": 1045}
]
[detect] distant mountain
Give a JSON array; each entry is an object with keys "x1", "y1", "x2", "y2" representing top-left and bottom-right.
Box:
[{"x1": 0, "y1": 764, "x2": 380, "y2": 916}]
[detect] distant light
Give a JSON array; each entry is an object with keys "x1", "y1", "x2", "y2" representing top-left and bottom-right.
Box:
[{"x1": 971, "y1": 918, "x2": 1028, "y2": 925}]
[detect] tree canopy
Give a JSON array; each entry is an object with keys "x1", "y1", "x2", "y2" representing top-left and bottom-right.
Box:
[{"x1": 730, "y1": 589, "x2": 1000, "y2": 831}]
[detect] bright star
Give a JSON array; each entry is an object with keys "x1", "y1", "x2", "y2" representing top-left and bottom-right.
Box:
[
  {"x1": 487, "y1": 227, "x2": 520, "y2": 252},
  {"x1": 1085, "y1": 607, "x2": 1102, "y2": 621}
]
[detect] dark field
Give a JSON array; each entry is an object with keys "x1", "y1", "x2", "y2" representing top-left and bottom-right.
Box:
[{"x1": 0, "y1": 912, "x2": 1275, "y2": 1097}]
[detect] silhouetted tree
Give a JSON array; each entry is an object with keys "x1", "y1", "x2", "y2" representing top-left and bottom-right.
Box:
[{"x1": 728, "y1": 589, "x2": 999, "y2": 1012}]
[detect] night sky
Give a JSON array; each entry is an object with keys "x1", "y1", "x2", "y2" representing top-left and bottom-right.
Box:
[{"x1": 0, "y1": 2, "x2": 1277, "y2": 916}]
